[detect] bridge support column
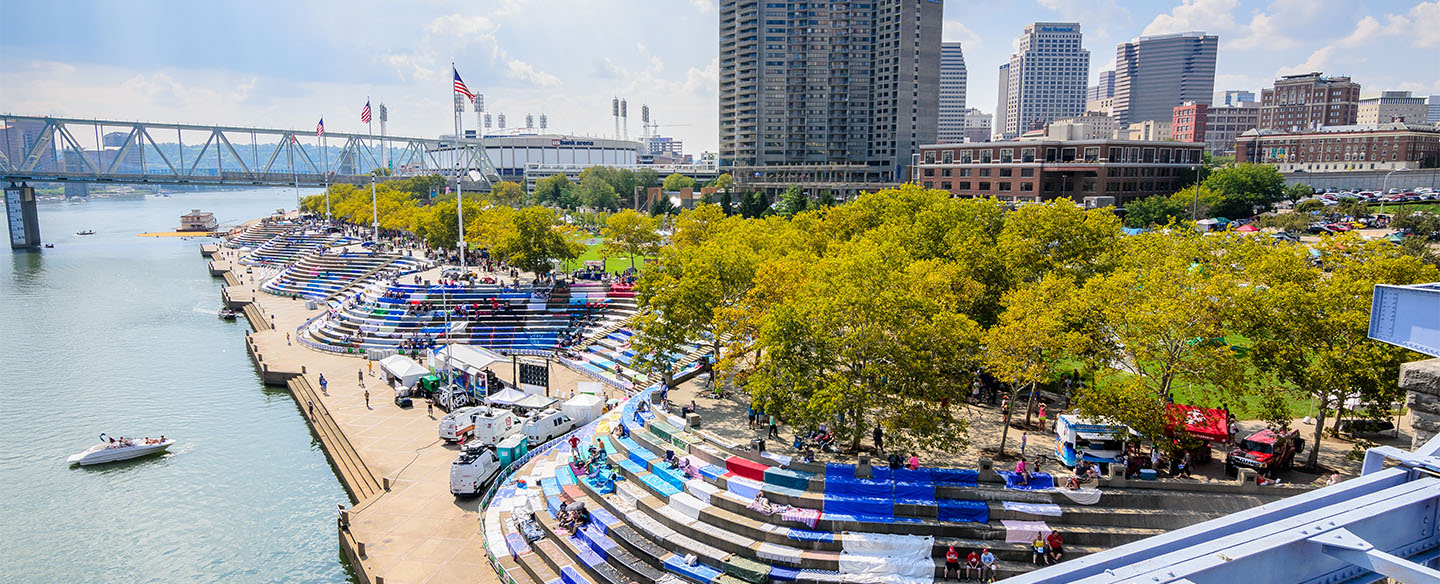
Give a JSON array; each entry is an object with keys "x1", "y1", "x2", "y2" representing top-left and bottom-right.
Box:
[
  {"x1": 1402, "y1": 358, "x2": 1440, "y2": 449},
  {"x1": 4, "y1": 184, "x2": 41, "y2": 250}
]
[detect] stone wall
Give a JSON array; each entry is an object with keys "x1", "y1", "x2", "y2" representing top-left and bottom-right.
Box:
[{"x1": 1402, "y1": 358, "x2": 1440, "y2": 449}]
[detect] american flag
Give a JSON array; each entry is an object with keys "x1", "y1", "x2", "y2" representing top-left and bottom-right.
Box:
[
  {"x1": 453, "y1": 66, "x2": 475, "y2": 102},
  {"x1": 360, "y1": 101, "x2": 372, "y2": 124},
  {"x1": 316, "y1": 118, "x2": 325, "y2": 137}
]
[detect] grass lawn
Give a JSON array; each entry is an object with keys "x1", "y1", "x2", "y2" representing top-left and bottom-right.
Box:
[
  {"x1": 1054, "y1": 353, "x2": 1315, "y2": 422},
  {"x1": 566, "y1": 242, "x2": 655, "y2": 273}
]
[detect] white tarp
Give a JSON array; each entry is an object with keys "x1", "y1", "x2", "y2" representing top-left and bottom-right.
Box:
[
  {"x1": 379, "y1": 354, "x2": 429, "y2": 387},
  {"x1": 1002, "y1": 501, "x2": 1063, "y2": 517},
  {"x1": 1054, "y1": 487, "x2": 1103, "y2": 505},
  {"x1": 430, "y1": 344, "x2": 505, "y2": 375},
  {"x1": 685, "y1": 479, "x2": 719, "y2": 504},
  {"x1": 839, "y1": 532, "x2": 935, "y2": 584},
  {"x1": 667, "y1": 492, "x2": 708, "y2": 521},
  {"x1": 514, "y1": 394, "x2": 559, "y2": 410},
  {"x1": 577, "y1": 381, "x2": 604, "y2": 396},
  {"x1": 488, "y1": 387, "x2": 529, "y2": 407}
]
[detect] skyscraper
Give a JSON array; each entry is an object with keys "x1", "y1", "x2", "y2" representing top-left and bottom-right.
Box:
[
  {"x1": 1087, "y1": 70, "x2": 1115, "y2": 101},
  {"x1": 997, "y1": 22, "x2": 1090, "y2": 139},
  {"x1": 938, "y1": 42, "x2": 968, "y2": 143},
  {"x1": 994, "y1": 63, "x2": 1010, "y2": 140},
  {"x1": 1111, "y1": 32, "x2": 1218, "y2": 125},
  {"x1": 718, "y1": 0, "x2": 942, "y2": 190},
  {"x1": 1430, "y1": 95, "x2": 1440, "y2": 125}
]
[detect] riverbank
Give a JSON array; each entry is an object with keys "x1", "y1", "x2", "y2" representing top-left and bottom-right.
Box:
[{"x1": 205, "y1": 243, "x2": 616, "y2": 584}]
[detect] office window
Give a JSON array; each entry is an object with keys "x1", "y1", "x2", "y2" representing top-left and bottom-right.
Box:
[
  {"x1": 1084, "y1": 147, "x2": 1099, "y2": 162},
  {"x1": 1022, "y1": 148, "x2": 1036, "y2": 162},
  {"x1": 999, "y1": 168, "x2": 1013, "y2": 177},
  {"x1": 942, "y1": 150, "x2": 953, "y2": 163},
  {"x1": 980, "y1": 150, "x2": 993, "y2": 163},
  {"x1": 1000, "y1": 149, "x2": 1014, "y2": 163},
  {"x1": 957, "y1": 181, "x2": 971, "y2": 190},
  {"x1": 997, "y1": 182, "x2": 1012, "y2": 192},
  {"x1": 924, "y1": 152, "x2": 936, "y2": 164},
  {"x1": 1021, "y1": 168, "x2": 1035, "y2": 177},
  {"x1": 923, "y1": 168, "x2": 934, "y2": 176},
  {"x1": 960, "y1": 150, "x2": 973, "y2": 163},
  {"x1": 979, "y1": 182, "x2": 991, "y2": 190},
  {"x1": 1020, "y1": 182, "x2": 1034, "y2": 192},
  {"x1": 979, "y1": 168, "x2": 991, "y2": 177}
]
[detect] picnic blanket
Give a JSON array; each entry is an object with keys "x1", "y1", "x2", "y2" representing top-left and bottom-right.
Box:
[
  {"x1": 999, "y1": 471, "x2": 1054, "y2": 490},
  {"x1": 1054, "y1": 487, "x2": 1103, "y2": 505},
  {"x1": 782, "y1": 507, "x2": 822, "y2": 528},
  {"x1": 1002, "y1": 501, "x2": 1063, "y2": 517},
  {"x1": 1002, "y1": 519, "x2": 1052, "y2": 543}
]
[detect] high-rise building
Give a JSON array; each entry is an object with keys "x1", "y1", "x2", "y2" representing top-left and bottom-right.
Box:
[
  {"x1": 938, "y1": 42, "x2": 968, "y2": 144},
  {"x1": 1222, "y1": 90, "x2": 1255, "y2": 107},
  {"x1": 1430, "y1": 95, "x2": 1440, "y2": 125},
  {"x1": 718, "y1": 0, "x2": 943, "y2": 192},
  {"x1": 994, "y1": 63, "x2": 1010, "y2": 140},
  {"x1": 1087, "y1": 70, "x2": 1115, "y2": 101},
  {"x1": 1258, "y1": 72, "x2": 1361, "y2": 131},
  {"x1": 961, "y1": 109, "x2": 992, "y2": 143},
  {"x1": 1358, "y1": 91, "x2": 1430, "y2": 125},
  {"x1": 1112, "y1": 32, "x2": 1218, "y2": 125},
  {"x1": 997, "y1": 22, "x2": 1090, "y2": 139}
]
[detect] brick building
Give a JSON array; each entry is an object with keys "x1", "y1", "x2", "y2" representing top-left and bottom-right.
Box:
[
  {"x1": 1258, "y1": 72, "x2": 1361, "y2": 131},
  {"x1": 1172, "y1": 102, "x2": 1207, "y2": 144},
  {"x1": 1234, "y1": 123, "x2": 1440, "y2": 173},
  {"x1": 913, "y1": 139, "x2": 1203, "y2": 204}
]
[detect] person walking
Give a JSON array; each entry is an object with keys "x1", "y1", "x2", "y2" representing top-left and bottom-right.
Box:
[
  {"x1": 368, "y1": 360, "x2": 374, "y2": 376},
  {"x1": 427, "y1": 400, "x2": 434, "y2": 417},
  {"x1": 286, "y1": 332, "x2": 291, "y2": 345},
  {"x1": 308, "y1": 400, "x2": 315, "y2": 419},
  {"x1": 364, "y1": 389, "x2": 370, "y2": 409},
  {"x1": 767, "y1": 413, "x2": 779, "y2": 439},
  {"x1": 318, "y1": 374, "x2": 327, "y2": 394},
  {"x1": 872, "y1": 424, "x2": 884, "y2": 454},
  {"x1": 747, "y1": 407, "x2": 757, "y2": 430},
  {"x1": 357, "y1": 369, "x2": 364, "y2": 388},
  {"x1": 1020, "y1": 431, "x2": 1028, "y2": 456}
]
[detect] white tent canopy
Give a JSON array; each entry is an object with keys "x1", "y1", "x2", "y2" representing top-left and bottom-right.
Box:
[
  {"x1": 514, "y1": 394, "x2": 559, "y2": 410},
  {"x1": 486, "y1": 387, "x2": 529, "y2": 407},
  {"x1": 379, "y1": 354, "x2": 429, "y2": 388},
  {"x1": 429, "y1": 344, "x2": 505, "y2": 376}
]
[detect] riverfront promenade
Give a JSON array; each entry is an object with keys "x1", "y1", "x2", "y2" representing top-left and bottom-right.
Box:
[{"x1": 205, "y1": 244, "x2": 610, "y2": 584}]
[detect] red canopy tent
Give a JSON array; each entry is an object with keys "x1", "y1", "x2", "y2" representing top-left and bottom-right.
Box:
[
  {"x1": 1234, "y1": 224, "x2": 1260, "y2": 233},
  {"x1": 1165, "y1": 403, "x2": 1229, "y2": 443}
]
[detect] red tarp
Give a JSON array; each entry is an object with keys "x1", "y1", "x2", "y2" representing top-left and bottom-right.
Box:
[
  {"x1": 725, "y1": 456, "x2": 769, "y2": 482},
  {"x1": 1166, "y1": 404, "x2": 1229, "y2": 443},
  {"x1": 1235, "y1": 224, "x2": 1260, "y2": 232}
]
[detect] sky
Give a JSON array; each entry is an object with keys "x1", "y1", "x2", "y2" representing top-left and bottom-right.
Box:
[{"x1": 1, "y1": 0, "x2": 1437, "y2": 155}]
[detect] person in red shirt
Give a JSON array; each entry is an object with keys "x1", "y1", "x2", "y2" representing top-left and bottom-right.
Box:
[
  {"x1": 1046, "y1": 530, "x2": 1065, "y2": 563},
  {"x1": 965, "y1": 549, "x2": 982, "y2": 580},
  {"x1": 944, "y1": 546, "x2": 960, "y2": 579},
  {"x1": 568, "y1": 435, "x2": 581, "y2": 451}
]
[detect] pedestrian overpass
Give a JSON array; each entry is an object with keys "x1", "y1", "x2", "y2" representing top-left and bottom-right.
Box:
[
  {"x1": 1008, "y1": 282, "x2": 1440, "y2": 584},
  {"x1": 0, "y1": 114, "x2": 495, "y2": 188}
]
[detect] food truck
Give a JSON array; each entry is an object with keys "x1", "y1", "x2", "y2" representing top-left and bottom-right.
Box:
[{"x1": 1055, "y1": 414, "x2": 1133, "y2": 471}]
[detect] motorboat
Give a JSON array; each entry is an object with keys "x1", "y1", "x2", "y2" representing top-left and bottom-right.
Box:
[
  {"x1": 218, "y1": 307, "x2": 239, "y2": 320},
  {"x1": 67, "y1": 436, "x2": 174, "y2": 466},
  {"x1": 76, "y1": 230, "x2": 95, "y2": 236},
  {"x1": 44, "y1": 243, "x2": 54, "y2": 248}
]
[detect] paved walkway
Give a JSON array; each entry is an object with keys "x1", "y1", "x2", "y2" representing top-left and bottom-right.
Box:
[{"x1": 210, "y1": 246, "x2": 623, "y2": 584}]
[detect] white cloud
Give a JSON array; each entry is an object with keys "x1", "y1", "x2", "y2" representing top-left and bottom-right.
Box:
[
  {"x1": 690, "y1": 0, "x2": 715, "y2": 14},
  {"x1": 942, "y1": 20, "x2": 982, "y2": 50},
  {"x1": 1037, "y1": 0, "x2": 1131, "y2": 38},
  {"x1": 505, "y1": 59, "x2": 561, "y2": 87},
  {"x1": 1143, "y1": 0, "x2": 1298, "y2": 50}
]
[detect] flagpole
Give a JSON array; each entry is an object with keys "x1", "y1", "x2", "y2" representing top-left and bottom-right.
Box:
[
  {"x1": 368, "y1": 97, "x2": 379, "y2": 244},
  {"x1": 321, "y1": 119, "x2": 331, "y2": 222},
  {"x1": 453, "y1": 63, "x2": 466, "y2": 275}
]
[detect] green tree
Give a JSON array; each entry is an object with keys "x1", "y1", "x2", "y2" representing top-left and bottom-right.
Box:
[
  {"x1": 779, "y1": 185, "x2": 808, "y2": 218},
  {"x1": 662, "y1": 172, "x2": 697, "y2": 192},
  {"x1": 649, "y1": 195, "x2": 678, "y2": 216},
  {"x1": 1239, "y1": 234, "x2": 1440, "y2": 469},
  {"x1": 1123, "y1": 194, "x2": 1186, "y2": 228},
  {"x1": 1168, "y1": 185, "x2": 1225, "y2": 220},
  {"x1": 1336, "y1": 198, "x2": 1369, "y2": 219},
  {"x1": 740, "y1": 191, "x2": 771, "y2": 219},
  {"x1": 1202, "y1": 163, "x2": 1286, "y2": 218},
  {"x1": 983, "y1": 276, "x2": 1089, "y2": 455},
  {"x1": 533, "y1": 174, "x2": 577, "y2": 208},
  {"x1": 635, "y1": 168, "x2": 661, "y2": 190},
  {"x1": 1255, "y1": 211, "x2": 1312, "y2": 233},
  {"x1": 489, "y1": 181, "x2": 527, "y2": 207},
  {"x1": 1282, "y1": 183, "x2": 1314, "y2": 205},
  {"x1": 1293, "y1": 199, "x2": 1325, "y2": 214},
  {"x1": 577, "y1": 173, "x2": 621, "y2": 211},
  {"x1": 600, "y1": 209, "x2": 661, "y2": 270},
  {"x1": 493, "y1": 206, "x2": 585, "y2": 275},
  {"x1": 997, "y1": 200, "x2": 1121, "y2": 284},
  {"x1": 816, "y1": 189, "x2": 837, "y2": 208}
]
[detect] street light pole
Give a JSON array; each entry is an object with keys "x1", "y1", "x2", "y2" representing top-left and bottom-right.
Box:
[{"x1": 1380, "y1": 167, "x2": 1411, "y2": 215}]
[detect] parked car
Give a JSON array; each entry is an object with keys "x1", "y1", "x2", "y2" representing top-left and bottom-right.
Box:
[{"x1": 1226, "y1": 429, "x2": 1304, "y2": 477}]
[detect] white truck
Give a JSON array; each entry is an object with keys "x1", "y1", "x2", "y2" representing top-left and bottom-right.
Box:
[
  {"x1": 439, "y1": 406, "x2": 483, "y2": 442},
  {"x1": 467, "y1": 407, "x2": 524, "y2": 446},
  {"x1": 523, "y1": 408, "x2": 577, "y2": 445},
  {"x1": 449, "y1": 443, "x2": 501, "y2": 496}
]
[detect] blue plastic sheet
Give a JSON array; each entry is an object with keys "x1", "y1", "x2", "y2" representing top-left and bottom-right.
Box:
[
  {"x1": 505, "y1": 531, "x2": 531, "y2": 556},
  {"x1": 937, "y1": 499, "x2": 990, "y2": 523},
  {"x1": 590, "y1": 507, "x2": 620, "y2": 530},
  {"x1": 641, "y1": 473, "x2": 682, "y2": 497},
  {"x1": 823, "y1": 495, "x2": 894, "y2": 518},
  {"x1": 999, "y1": 471, "x2": 1054, "y2": 490},
  {"x1": 931, "y1": 468, "x2": 979, "y2": 487},
  {"x1": 698, "y1": 464, "x2": 726, "y2": 481},
  {"x1": 770, "y1": 566, "x2": 800, "y2": 582},
  {"x1": 825, "y1": 478, "x2": 893, "y2": 498},
  {"x1": 892, "y1": 468, "x2": 932, "y2": 483},
  {"x1": 560, "y1": 566, "x2": 587, "y2": 584},
  {"x1": 825, "y1": 463, "x2": 857, "y2": 481},
  {"x1": 893, "y1": 481, "x2": 935, "y2": 504},
  {"x1": 785, "y1": 528, "x2": 835, "y2": 543},
  {"x1": 618, "y1": 459, "x2": 648, "y2": 477},
  {"x1": 653, "y1": 465, "x2": 688, "y2": 491}
]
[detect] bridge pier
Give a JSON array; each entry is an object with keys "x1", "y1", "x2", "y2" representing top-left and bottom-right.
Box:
[{"x1": 4, "y1": 184, "x2": 41, "y2": 250}]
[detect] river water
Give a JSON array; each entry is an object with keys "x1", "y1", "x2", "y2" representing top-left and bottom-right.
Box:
[{"x1": 0, "y1": 189, "x2": 354, "y2": 583}]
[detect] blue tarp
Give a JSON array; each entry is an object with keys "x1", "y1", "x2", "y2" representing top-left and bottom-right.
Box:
[
  {"x1": 560, "y1": 566, "x2": 586, "y2": 584},
  {"x1": 999, "y1": 471, "x2": 1055, "y2": 490},
  {"x1": 590, "y1": 507, "x2": 620, "y2": 530},
  {"x1": 505, "y1": 531, "x2": 531, "y2": 556},
  {"x1": 770, "y1": 566, "x2": 800, "y2": 582},
  {"x1": 556, "y1": 466, "x2": 577, "y2": 485},
  {"x1": 698, "y1": 464, "x2": 727, "y2": 481},
  {"x1": 893, "y1": 481, "x2": 936, "y2": 504},
  {"x1": 641, "y1": 473, "x2": 682, "y2": 497},
  {"x1": 931, "y1": 468, "x2": 979, "y2": 487},
  {"x1": 825, "y1": 463, "x2": 857, "y2": 481},
  {"x1": 618, "y1": 458, "x2": 648, "y2": 478},
  {"x1": 785, "y1": 528, "x2": 836, "y2": 543},
  {"x1": 665, "y1": 555, "x2": 722, "y2": 584},
  {"x1": 937, "y1": 499, "x2": 990, "y2": 523},
  {"x1": 823, "y1": 495, "x2": 894, "y2": 518},
  {"x1": 653, "y1": 465, "x2": 688, "y2": 491},
  {"x1": 825, "y1": 478, "x2": 893, "y2": 498}
]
